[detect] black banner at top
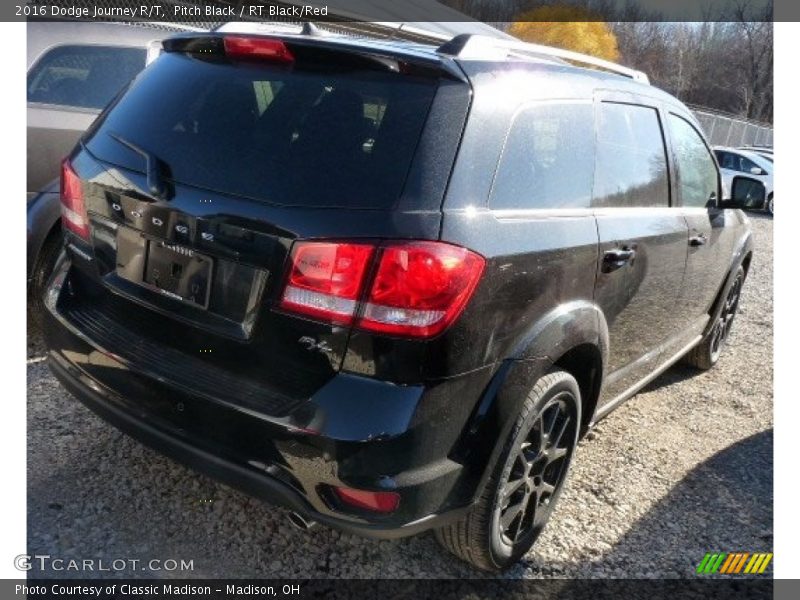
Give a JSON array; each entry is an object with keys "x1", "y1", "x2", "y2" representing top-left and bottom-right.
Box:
[{"x1": 7, "y1": 0, "x2": 783, "y2": 23}]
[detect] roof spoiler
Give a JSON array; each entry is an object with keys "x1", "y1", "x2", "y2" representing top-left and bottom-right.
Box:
[{"x1": 437, "y1": 34, "x2": 650, "y2": 84}]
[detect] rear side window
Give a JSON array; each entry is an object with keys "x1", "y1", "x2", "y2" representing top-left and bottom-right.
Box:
[
  {"x1": 85, "y1": 53, "x2": 438, "y2": 209},
  {"x1": 489, "y1": 102, "x2": 595, "y2": 210},
  {"x1": 593, "y1": 102, "x2": 669, "y2": 208},
  {"x1": 27, "y1": 45, "x2": 145, "y2": 110},
  {"x1": 668, "y1": 115, "x2": 719, "y2": 208}
]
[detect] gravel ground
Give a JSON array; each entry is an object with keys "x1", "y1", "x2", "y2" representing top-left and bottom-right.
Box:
[{"x1": 27, "y1": 214, "x2": 773, "y2": 579}]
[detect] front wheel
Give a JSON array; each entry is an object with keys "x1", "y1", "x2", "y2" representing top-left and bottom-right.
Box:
[
  {"x1": 766, "y1": 196, "x2": 774, "y2": 216},
  {"x1": 434, "y1": 370, "x2": 581, "y2": 571},
  {"x1": 684, "y1": 265, "x2": 744, "y2": 370}
]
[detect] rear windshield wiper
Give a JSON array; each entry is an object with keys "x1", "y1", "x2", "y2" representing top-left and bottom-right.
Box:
[{"x1": 108, "y1": 132, "x2": 170, "y2": 200}]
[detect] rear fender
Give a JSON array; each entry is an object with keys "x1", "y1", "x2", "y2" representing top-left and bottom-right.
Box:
[{"x1": 450, "y1": 300, "x2": 608, "y2": 503}]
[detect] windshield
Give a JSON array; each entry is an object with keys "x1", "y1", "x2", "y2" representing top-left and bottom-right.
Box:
[{"x1": 85, "y1": 52, "x2": 439, "y2": 209}]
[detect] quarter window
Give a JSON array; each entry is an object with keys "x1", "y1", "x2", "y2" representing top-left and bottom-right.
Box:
[
  {"x1": 489, "y1": 102, "x2": 595, "y2": 210},
  {"x1": 668, "y1": 115, "x2": 719, "y2": 208},
  {"x1": 27, "y1": 45, "x2": 146, "y2": 110},
  {"x1": 593, "y1": 102, "x2": 669, "y2": 208}
]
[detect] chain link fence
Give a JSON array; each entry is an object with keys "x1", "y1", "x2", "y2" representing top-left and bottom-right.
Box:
[{"x1": 690, "y1": 105, "x2": 773, "y2": 148}]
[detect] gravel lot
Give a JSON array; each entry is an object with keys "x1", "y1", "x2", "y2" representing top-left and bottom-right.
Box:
[{"x1": 27, "y1": 214, "x2": 773, "y2": 579}]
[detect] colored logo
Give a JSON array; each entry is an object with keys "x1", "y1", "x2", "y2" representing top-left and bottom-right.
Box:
[{"x1": 696, "y1": 552, "x2": 773, "y2": 575}]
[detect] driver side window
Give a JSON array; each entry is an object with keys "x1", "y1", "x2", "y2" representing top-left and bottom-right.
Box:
[{"x1": 668, "y1": 114, "x2": 719, "y2": 208}]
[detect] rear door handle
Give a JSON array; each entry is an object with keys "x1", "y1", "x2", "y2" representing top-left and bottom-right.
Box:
[
  {"x1": 602, "y1": 247, "x2": 636, "y2": 272},
  {"x1": 689, "y1": 234, "x2": 707, "y2": 247}
]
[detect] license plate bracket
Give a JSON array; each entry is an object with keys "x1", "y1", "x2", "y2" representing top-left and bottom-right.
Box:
[{"x1": 138, "y1": 240, "x2": 213, "y2": 309}]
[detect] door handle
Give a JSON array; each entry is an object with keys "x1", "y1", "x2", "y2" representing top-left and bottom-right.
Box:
[
  {"x1": 689, "y1": 234, "x2": 707, "y2": 247},
  {"x1": 602, "y1": 247, "x2": 636, "y2": 272}
]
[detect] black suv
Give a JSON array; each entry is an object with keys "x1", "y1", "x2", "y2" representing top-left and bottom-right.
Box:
[{"x1": 43, "y1": 30, "x2": 760, "y2": 571}]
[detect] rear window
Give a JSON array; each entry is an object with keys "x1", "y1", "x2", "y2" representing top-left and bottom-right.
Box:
[{"x1": 85, "y1": 52, "x2": 439, "y2": 209}]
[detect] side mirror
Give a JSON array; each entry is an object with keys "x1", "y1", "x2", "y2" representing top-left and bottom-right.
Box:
[
  {"x1": 721, "y1": 176, "x2": 767, "y2": 210},
  {"x1": 749, "y1": 166, "x2": 766, "y2": 176}
]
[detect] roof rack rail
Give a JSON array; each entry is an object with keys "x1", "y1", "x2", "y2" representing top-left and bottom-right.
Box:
[{"x1": 437, "y1": 34, "x2": 649, "y2": 84}]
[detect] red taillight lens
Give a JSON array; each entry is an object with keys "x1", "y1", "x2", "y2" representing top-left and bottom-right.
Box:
[
  {"x1": 60, "y1": 160, "x2": 90, "y2": 241},
  {"x1": 223, "y1": 36, "x2": 294, "y2": 63},
  {"x1": 279, "y1": 242, "x2": 374, "y2": 325},
  {"x1": 358, "y1": 242, "x2": 485, "y2": 337},
  {"x1": 333, "y1": 487, "x2": 400, "y2": 513},
  {"x1": 279, "y1": 240, "x2": 485, "y2": 338}
]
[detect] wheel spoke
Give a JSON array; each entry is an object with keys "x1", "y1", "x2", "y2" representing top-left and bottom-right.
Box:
[
  {"x1": 551, "y1": 415, "x2": 571, "y2": 449},
  {"x1": 502, "y1": 476, "x2": 526, "y2": 502},
  {"x1": 512, "y1": 503, "x2": 529, "y2": 542},
  {"x1": 535, "y1": 414, "x2": 547, "y2": 453},
  {"x1": 539, "y1": 481, "x2": 556, "y2": 497},
  {"x1": 500, "y1": 499, "x2": 525, "y2": 531},
  {"x1": 548, "y1": 446, "x2": 568, "y2": 463},
  {"x1": 545, "y1": 406, "x2": 560, "y2": 439}
]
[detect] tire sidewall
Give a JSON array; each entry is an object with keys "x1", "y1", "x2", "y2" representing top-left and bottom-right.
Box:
[{"x1": 487, "y1": 372, "x2": 582, "y2": 569}]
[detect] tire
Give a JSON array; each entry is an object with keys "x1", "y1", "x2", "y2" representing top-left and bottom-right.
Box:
[
  {"x1": 29, "y1": 228, "x2": 63, "y2": 328},
  {"x1": 684, "y1": 265, "x2": 744, "y2": 370},
  {"x1": 766, "y1": 196, "x2": 774, "y2": 216},
  {"x1": 434, "y1": 370, "x2": 581, "y2": 571}
]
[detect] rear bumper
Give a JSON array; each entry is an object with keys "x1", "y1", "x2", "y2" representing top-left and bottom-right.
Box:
[
  {"x1": 47, "y1": 354, "x2": 468, "y2": 539},
  {"x1": 42, "y1": 258, "x2": 486, "y2": 538}
]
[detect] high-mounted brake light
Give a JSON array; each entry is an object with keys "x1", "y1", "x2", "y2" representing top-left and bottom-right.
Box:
[
  {"x1": 223, "y1": 36, "x2": 294, "y2": 63},
  {"x1": 279, "y1": 240, "x2": 485, "y2": 338},
  {"x1": 60, "y1": 160, "x2": 90, "y2": 241}
]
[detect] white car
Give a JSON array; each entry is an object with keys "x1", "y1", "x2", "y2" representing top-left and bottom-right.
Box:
[{"x1": 714, "y1": 146, "x2": 774, "y2": 215}]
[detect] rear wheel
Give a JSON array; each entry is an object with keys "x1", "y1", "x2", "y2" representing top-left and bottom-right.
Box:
[
  {"x1": 684, "y1": 265, "x2": 744, "y2": 370},
  {"x1": 29, "y1": 228, "x2": 63, "y2": 328},
  {"x1": 766, "y1": 196, "x2": 774, "y2": 216},
  {"x1": 434, "y1": 370, "x2": 580, "y2": 571}
]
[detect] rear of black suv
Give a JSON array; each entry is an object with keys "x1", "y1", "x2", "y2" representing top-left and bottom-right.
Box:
[
  {"x1": 44, "y1": 30, "x2": 753, "y2": 573},
  {"x1": 44, "y1": 34, "x2": 496, "y2": 541}
]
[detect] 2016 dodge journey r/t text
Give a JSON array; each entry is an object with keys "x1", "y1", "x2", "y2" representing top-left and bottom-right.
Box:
[{"x1": 43, "y1": 28, "x2": 761, "y2": 571}]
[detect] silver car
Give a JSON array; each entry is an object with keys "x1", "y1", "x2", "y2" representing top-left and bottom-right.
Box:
[{"x1": 27, "y1": 22, "x2": 169, "y2": 317}]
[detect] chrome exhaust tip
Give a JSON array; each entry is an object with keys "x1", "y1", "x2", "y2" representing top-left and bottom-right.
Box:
[{"x1": 287, "y1": 511, "x2": 317, "y2": 532}]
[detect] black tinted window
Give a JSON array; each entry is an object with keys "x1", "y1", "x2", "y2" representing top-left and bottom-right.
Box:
[
  {"x1": 716, "y1": 149, "x2": 765, "y2": 174},
  {"x1": 27, "y1": 45, "x2": 145, "y2": 110},
  {"x1": 668, "y1": 115, "x2": 719, "y2": 208},
  {"x1": 593, "y1": 102, "x2": 669, "y2": 208},
  {"x1": 490, "y1": 102, "x2": 595, "y2": 210},
  {"x1": 86, "y1": 53, "x2": 438, "y2": 209}
]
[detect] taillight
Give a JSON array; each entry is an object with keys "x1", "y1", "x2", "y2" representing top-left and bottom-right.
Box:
[
  {"x1": 279, "y1": 242, "x2": 374, "y2": 325},
  {"x1": 359, "y1": 242, "x2": 485, "y2": 337},
  {"x1": 279, "y1": 240, "x2": 485, "y2": 338},
  {"x1": 60, "y1": 160, "x2": 90, "y2": 241},
  {"x1": 333, "y1": 487, "x2": 400, "y2": 513},
  {"x1": 223, "y1": 37, "x2": 294, "y2": 63}
]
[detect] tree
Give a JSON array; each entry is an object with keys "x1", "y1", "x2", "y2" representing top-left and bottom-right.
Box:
[{"x1": 508, "y1": 5, "x2": 619, "y2": 62}]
